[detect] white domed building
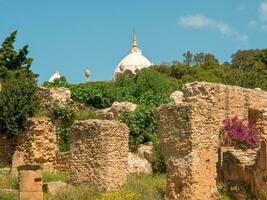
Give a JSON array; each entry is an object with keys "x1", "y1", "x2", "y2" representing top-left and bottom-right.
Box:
[
  {"x1": 113, "y1": 31, "x2": 152, "y2": 79},
  {"x1": 48, "y1": 70, "x2": 61, "y2": 82}
]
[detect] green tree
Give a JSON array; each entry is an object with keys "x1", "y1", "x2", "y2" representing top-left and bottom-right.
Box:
[{"x1": 0, "y1": 31, "x2": 39, "y2": 137}]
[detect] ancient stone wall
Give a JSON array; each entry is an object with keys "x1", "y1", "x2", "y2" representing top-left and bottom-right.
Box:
[
  {"x1": 54, "y1": 151, "x2": 70, "y2": 172},
  {"x1": 157, "y1": 82, "x2": 267, "y2": 200},
  {"x1": 13, "y1": 118, "x2": 58, "y2": 170},
  {"x1": 222, "y1": 143, "x2": 267, "y2": 200},
  {"x1": 0, "y1": 135, "x2": 16, "y2": 167},
  {"x1": 69, "y1": 119, "x2": 129, "y2": 191}
]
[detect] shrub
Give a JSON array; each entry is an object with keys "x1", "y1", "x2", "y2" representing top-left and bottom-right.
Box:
[
  {"x1": 120, "y1": 105, "x2": 158, "y2": 151},
  {"x1": 222, "y1": 116, "x2": 261, "y2": 150},
  {"x1": 50, "y1": 101, "x2": 75, "y2": 127},
  {"x1": 43, "y1": 76, "x2": 70, "y2": 88},
  {"x1": 0, "y1": 71, "x2": 39, "y2": 137}
]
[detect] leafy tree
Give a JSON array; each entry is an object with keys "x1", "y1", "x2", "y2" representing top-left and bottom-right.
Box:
[
  {"x1": 0, "y1": 31, "x2": 38, "y2": 137},
  {"x1": 183, "y1": 51, "x2": 193, "y2": 66}
]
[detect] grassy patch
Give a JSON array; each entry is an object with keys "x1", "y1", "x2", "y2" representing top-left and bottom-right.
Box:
[
  {"x1": 0, "y1": 171, "x2": 18, "y2": 190},
  {"x1": 42, "y1": 170, "x2": 70, "y2": 184},
  {"x1": 45, "y1": 174, "x2": 166, "y2": 200},
  {"x1": 74, "y1": 109, "x2": 100, "y2": 121},
  {"x1": 0, "y1": 190, "x2": 18, "y2": 200}
]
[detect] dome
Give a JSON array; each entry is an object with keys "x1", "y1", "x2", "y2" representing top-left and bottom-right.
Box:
[
  {"x1": 113, "y1": 31, "x2": 152, "y2": 79},
  {"x1": 48, "y1": 70, "x2": 61, "y2": 82}
]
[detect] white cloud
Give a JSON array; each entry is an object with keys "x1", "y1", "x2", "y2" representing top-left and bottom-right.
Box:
[
  {"x1": 259, "y1": 2, "x2": 267, "y2": 21},
  {"x1": 178, "y1": 14, "x2": 248, "y2": 43},
  {"x1": 178, "y1": 15, "x2": 213, "y2": 28},
  {"x1": 178, "y1": 15, "x2": 231, "y2": 35}
]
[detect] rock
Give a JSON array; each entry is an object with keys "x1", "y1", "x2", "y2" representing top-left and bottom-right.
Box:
[
  {"x1": 49, "y1": 87, "x2": 71, "y2": 103},
  {"x1": 98, "y1": 102, "x2": 137, "y2": 120},
  {"x1": 37, "y1": 86, "x2": 71, "y2": 106},
  {"x1": 127, "y1": 152, "x2": 152, "y2": 175},
  {"x1": 14, "y1": 118, "x2": 58, "y2": 170},
  {"x1": 11, "y1": 151, "x2": 25, "y2": 176},
  {"x1": 170, "y1": 91, "x2": 183, "y2": 105},
  {"x1": 255, "y1": 87, "x2": 262, "y2": 91},
  {"x1": 137, "y1": 142, "x2": 154, "y2": 163},
  {"x1": 43, "y1": 181, "x2": 69, "y2": 195}
]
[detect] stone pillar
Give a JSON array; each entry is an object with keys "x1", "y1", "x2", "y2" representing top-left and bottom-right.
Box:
[
  {"x1": 259, "y1": 141, "x2": 267, "y2": 170},
  {"x1": 69, "y1": 119, "x2": 129, "y2": 191},
  {"x1": 18, "y1": 165, "x2": 43, "y2": 200}
]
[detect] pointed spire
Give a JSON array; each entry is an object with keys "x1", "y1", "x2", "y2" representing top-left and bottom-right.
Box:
[{"x1": 132, "y1": 28, "x2": 138, "y2": 47}]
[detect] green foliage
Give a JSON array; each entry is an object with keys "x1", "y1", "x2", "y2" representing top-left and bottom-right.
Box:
[
  {"x1": 42, "y1": 170, "x2": 70, "y2": 184},
  {"x1": 50, "y1": 101, "x2": 75, "y2": 127},
  {"x1": 70, "y1": 82, "x2": 117, "y2": 108},
  {"x1": 43, "y1": 76, "x2": 70, "y2": 88},
  {"x1": 0, "y1": 31, "x2": 38, "y2": 137},
  {"x1": 121, "y1": 105, "x2": 158, "y2": 151},
  {"x1": 217, "y1": 182, "x2": 231, "y2": 200},
  {"x1": 0, "y1": 70, "x2": 39, "y2": 137},
  {"x1": 152, "y1": 141, "x2": 166, "y2": 174}
]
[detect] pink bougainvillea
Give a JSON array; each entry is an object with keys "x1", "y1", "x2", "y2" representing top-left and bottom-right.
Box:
[{"x1": 222, "y1": 116, "x2": 261, "y2": 150}]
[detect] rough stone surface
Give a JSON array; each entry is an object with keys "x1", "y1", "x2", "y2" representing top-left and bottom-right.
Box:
[
  {"x1": 13, "y1": 118, "x2": 58, "y2": 170},
  {"x1": 98, "y1": 101, "x2": 137, "y2": 120},
  {"x1": 54, "y1": 151, "x2": 70, "y2": 172},
  {"x1": 69, "y1": 119, "x2": 129, "y2": 191},
  {"x1": 43, "y1": 181, "x2": 69, "y2": 195},
  {"x1": 137, "y1": 142, "x2": 154, "y2": 163},
  {"x1": 156, "y1": 82, "x2": 267, "y2": 200},
  {"x1": 170, "y1": 91, "x2": 184, "y2": 105},
  {"x1": 0, "y1": 135, "x2": 16, "y2": 167},
  {"x1": 37, "y1": 86, "x2": 71, "y2": 105},
  {"x1": 221, "y1": 146, "x2": 267, "y2": 200},
  {"x1": 127, "y1": 152, "x2": 152, "y2": 175}
]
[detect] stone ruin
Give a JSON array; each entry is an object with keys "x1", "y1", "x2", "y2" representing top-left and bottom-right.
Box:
[
  {"x1": 69, "y1": 119, "x2": 129, "y2": 191},
  {"x1": 11, "y1": 117, "x2": 58, "y2": 173},
  {"x1": 157, "y1": 82, "x2": 267, "y2": 200}
]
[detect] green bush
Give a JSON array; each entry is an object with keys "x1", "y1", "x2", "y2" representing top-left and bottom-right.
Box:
[
  {"x1": 43, "y1": 76, "x2": 70, "y2": 88},
  {"x1": 121, "y1": 105, "x2": 158, "y2": 151},
  {"x1": 50, "y1": 101, "x2": 75, "y2": 127},
  {"x1": 0, "y1": 71, "x2": 39, "y2": 137}
]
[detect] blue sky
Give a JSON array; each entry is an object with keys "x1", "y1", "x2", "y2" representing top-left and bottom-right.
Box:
[{"x1": 1, "y1": 0, "x2": 267, "y2": 83}]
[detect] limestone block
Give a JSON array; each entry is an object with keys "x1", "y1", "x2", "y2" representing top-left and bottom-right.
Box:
[
  {"x1": 15, "y1": 118, "x2": 58, "y2": 169},
  {"x1": 170, "y1": 91, "x2": 183, "y2": 105},
  {"x1": 43, "y1": 181, "x2": 69, "y2": 195},
  {"x1": 127, "y1": 152, "x2": 152, "y2": 175},
  {"x1": 98, "y1": 101, "x2": 137, "y2": 120},
  {"x1": 11, "y1": 151, "x2": 25, "y2": 176},
  {"x1": 137, "y1": 142, "x2": 154, "y2": 163},
  {"x1": 69, "y1": 119, "x2": 129, "y2": 191}
]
